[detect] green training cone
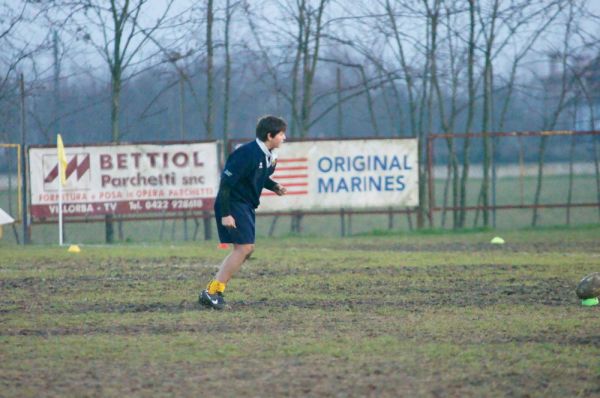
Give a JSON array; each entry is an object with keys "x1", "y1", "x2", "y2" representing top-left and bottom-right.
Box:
[{"x1": 581, "y1": 297, "x2": 599, "y2": 307}]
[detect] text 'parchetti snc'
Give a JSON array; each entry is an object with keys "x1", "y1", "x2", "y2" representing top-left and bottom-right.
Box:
[{"x1": 99, "y1": 151, "x2": 206, "y2": 188}]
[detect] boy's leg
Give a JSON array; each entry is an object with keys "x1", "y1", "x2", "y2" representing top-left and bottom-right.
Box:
[
  {"x1": 200, "y1": 243, "x2": 254, "y2": 309},
  {"x1": 215, "y1": 243, "x2": 255, "y2": 283},
  {"x1": 202, "y1": 201, "x2": 254, "y2": 309}
]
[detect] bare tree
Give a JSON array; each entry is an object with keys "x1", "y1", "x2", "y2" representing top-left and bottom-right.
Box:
[
  {"x1": 46, "y1": 0, "x2": 177, "y2": 242},
  {"x1": 531, "y1": 1, "x2": 576, "y2": 227},
  {"x1": 469, "y1": 0, "x2": 567, "y2": 227},
  {"x1": 0, "y1": 1, "x2": 49, "y2": 144},
  {"x1": 435, "y1": 1, "x2": 464, "y2": 229},
  {"x1": 222, "y1": 0, "x2": 240, "y2": 156},
  {"x1": 477, "y1": 0, "x2": 500, "y2": 227},
  {"x1": 0, "y1": 2, "x2": 37, "y2": 100},
  {"x1": 380, "y1": 0, "x2": 430, "y2": 227},
  {"x1": 206, "y1": 0, "x2": 215, "y2": 140},
  {"x1": 245, "y1": 0, "x2": 330, "y2": 138},
  {"x1": 455, "y1": 0, "x2": 477, "y2": 228}
]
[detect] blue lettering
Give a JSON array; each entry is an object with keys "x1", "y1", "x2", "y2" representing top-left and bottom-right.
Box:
[
  {"x1": 384, "y1": 175, "x2": 394, "y2": 191},
  {"x1": 318, "y1": 177, "x2": 334, "y2": 193},
  {"x1": 318, "y1": 157, "x2": 332, "y2": 173},
  {"x1": 374, "y1": 155, "x2": 387, "y2": 170},
  {"x1": 318, "y1": 175, "x2": 407, "y2": 193},
  {"x1": 336, "y1": 178, "x2": 349, "y2": 192},
  {"x1": 403, "y1": 155, "x2": 412, "y2": 170},
  {"x1": 369, "y1": 176, "x2": 381, "y2": 191},
  {"x1": 335, "y1": 157, "x2": 345, "y2": 172},
  {"x1": 351, "y1": 177, "x2": 362, "y2": 191},
  {"x1": 390, "y1": 155, "x2": 402, "y2": 170},
  {"x1": 396, "y1": 175, "x2": 406, "y2": 191},
  {"x1": 353, "y1": 156, "x2": 365, "y2": 171}
]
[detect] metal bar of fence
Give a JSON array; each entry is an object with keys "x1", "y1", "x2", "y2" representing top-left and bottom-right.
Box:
[
  {"x1": 429, "y1": 130, "x2": 600, "y2": 140},
  {"x1": 431, "y1": 202, "x2": 600, "y2": 212}
]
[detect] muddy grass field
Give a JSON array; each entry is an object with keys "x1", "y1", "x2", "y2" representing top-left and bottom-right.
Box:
[{"x1": 1, "y1": 226, "x2": 600, "y2": 397}]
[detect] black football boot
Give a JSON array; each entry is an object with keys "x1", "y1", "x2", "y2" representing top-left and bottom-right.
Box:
[{"x1": 199, "y1": 289, "x2": 226, "y2": 310}]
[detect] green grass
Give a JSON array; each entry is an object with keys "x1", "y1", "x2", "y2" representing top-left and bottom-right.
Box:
[{"x1": 1, "y1": 227, "x2": 600, "y2": 396}]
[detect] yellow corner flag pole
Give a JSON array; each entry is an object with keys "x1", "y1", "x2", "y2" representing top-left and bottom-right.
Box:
[{"x1": 57, "y1": 134, "x2": 68, "y2": 246}]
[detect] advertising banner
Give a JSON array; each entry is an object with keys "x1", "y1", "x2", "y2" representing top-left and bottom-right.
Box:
[
  {"x1": 29, "y1": 142, "x2": 219, "y2": 218},
  {"x1": 258, "y1": 138, "x2": 418, "y2": 211}
]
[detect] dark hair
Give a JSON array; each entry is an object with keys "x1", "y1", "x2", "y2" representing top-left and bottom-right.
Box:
[{"x1": 256, "y1": 115, "x2": 287, "y2": 141}]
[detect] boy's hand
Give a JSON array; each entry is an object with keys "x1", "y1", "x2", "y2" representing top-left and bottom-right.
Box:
[
  {"x1": 273, "y1": 184, "x2": 287, "y2": 196},
  {"x1": 221, "y1": 215, "x2": 236, "y2": 229}
]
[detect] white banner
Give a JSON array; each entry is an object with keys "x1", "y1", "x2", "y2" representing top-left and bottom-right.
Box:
[
  {"x1": 259, "y1": 138, "x2": 418, "y2": 211},
  {"x1": 29, "y1": 142, "x2": 219, "y2": 218}
]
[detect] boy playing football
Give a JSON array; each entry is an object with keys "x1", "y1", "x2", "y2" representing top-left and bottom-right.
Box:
[{"x1": 200, "y1": 115, "x2": 287, "y2": 309}]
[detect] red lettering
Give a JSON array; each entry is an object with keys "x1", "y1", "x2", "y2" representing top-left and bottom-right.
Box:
[
  {"x1": 131, "y1": 153, "x2": 142, "y2": 168},
  {"x1": 117, "y1": 153, "x2": 127, "y2": 169},
  {"x1": 173, "y1": 152, "x2": 189, "y2": 167},
  {"x1": 101, "y1": 175, "x2": 111, "y2": 187},
  {"x1": 100, "y1": 154, "x2": 113, "y2": 169},
  {"x1": 193, "y1": 152, "x2": 204, "y2": 167},
  {"x1": 147, "y1": 153, "x2": 159, "y2": 167},
  {"x1": 101, "y1": 151, "x2": 207, "y2": 170}
]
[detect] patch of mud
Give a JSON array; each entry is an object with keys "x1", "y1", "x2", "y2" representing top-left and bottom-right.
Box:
[
  {"x1": 242, "y1": 263, "x2": 542, "y2": 279},
  {"x1": 0, "y1": 273, "x2": 198, "y2": 291},
  {"x1": 0, "y1": 273, "x2": 577, "y2": 316},
  {"x1": 72, "y1": 301, "x2": 198, "y2": 314},
  {"x1": 5, "y1": 321, "x2": 216, "y2": 337}
]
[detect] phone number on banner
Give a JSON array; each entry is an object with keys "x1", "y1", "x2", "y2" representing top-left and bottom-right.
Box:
[{"x1": 30, "y1": 198, "x2": 215, "y2": 218}]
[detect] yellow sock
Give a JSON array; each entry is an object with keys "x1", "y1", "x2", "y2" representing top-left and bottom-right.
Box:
[{"x1": 207, "y1": 279, "x2": 226, "y2": 294}]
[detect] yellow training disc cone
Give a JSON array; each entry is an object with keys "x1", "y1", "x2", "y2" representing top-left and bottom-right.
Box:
[
  {"x1": 67, "y1": 244, "x2": 81, "y2": 253},
  {"x1": 490, "y1": 237, "x2": 505, "y2": 245}
]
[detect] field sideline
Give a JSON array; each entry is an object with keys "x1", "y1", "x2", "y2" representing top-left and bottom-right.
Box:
[{"x1": 1, "y1": 226, "x2": 599, "y2": 396}]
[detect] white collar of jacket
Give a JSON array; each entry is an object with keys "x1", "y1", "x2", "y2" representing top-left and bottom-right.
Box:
[{"x1": 255, "y1": 138, "x2": 277, "y2": 167}]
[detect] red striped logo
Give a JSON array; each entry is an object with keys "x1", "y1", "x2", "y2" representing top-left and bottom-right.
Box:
[
  {"x1": 44, "y1": 154, "x2": 91, "y2": 183},
  {"x1": 264, "y1": 157, "x2": 309, "y2": 196}
]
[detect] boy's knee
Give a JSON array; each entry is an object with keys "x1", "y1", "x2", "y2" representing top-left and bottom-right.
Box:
[{"x1": 235, "y1": 244, "x2": 255, "y2": 257}]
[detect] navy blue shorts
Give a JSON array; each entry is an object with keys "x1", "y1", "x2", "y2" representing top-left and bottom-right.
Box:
[{"x1": 214, "y1": 201, "x2": 256, "y2": 244}]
